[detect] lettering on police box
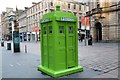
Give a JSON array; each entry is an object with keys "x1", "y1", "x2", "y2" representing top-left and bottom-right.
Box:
[
  {"x1": 41, "y1": 18, "x2": 49, "y2": 23},
  {"x1": 61, "y1": 17, "x2": 74, "y2": 21}
]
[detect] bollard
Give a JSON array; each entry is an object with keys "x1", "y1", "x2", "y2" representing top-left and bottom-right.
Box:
[
  {"x1": 7, "y1": 43, "x2": 11, "y2": 50},
  {"x1": 1, "y1": 41, "x2": 4, "y2": 47},
  {"x1": 88, "y1": 35, "x2": 92, "y2": 46},
  {"x1": 25, "y1": 45, "x2": 27, "y2": 53}
]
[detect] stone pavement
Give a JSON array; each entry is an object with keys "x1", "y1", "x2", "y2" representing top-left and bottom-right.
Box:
[
  {"x1": 79, "y1": 42, "x2": 119, "y2": 72},
  {"x1": 1, "y1": 41, "x2": 119, "y2": 78},
  {"x1": 78, "y1": 41, "x2": 119, "y2": 78},
  {"x1": 0, "y1": 42, "x2": 2, "y2": 79}
]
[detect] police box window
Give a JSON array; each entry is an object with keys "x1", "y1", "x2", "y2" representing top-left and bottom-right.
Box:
[
  {"x1": 49, "y1": 26, "x2": 52, "y2": 33},
  {"x1": 69, "y1": 26, "x2": 73, "y2": 33},
  {"x1": 59, "y1": 26, "x2": 64, "y2": 33},
  {"x1": 43, "y1": 27, "x2": 46, "y2": 34}
]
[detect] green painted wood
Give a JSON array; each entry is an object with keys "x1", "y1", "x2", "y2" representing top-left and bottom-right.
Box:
[{"x1": 38, "y1": 5, "x2": 83, "y2": 77}]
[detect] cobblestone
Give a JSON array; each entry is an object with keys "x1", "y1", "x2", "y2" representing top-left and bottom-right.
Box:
[
  {"x1": 78, "y1": 42, "x2": 118, "y2": 74},
  {"x1": 2, "y1": 41, "x2": 119, "y2": 78}
]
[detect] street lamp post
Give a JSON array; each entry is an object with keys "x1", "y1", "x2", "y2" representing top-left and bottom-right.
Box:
[
  {"x1": 34, "y1": 19, "x2": 38, "y2": 42},
  {"x1": 84, "y1": 16, "x2": 87, "y2": 46},
  {"x1": 84, "y1": 29, "x2": 87, "y2": 46}
]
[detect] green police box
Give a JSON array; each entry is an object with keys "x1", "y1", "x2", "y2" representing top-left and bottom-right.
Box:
[{"x1": 38, "y1": 6, "x2": 83, "y2": 77}]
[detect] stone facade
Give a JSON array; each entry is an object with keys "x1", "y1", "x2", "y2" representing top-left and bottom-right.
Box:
[
  {"x1": 26, "y1": 0, "x2": 89, "y2": 41},
  {"x1": 118, "y1": 1, "x2": 120, "y2": 41},
  {"x1": 1, "y1": 8, "x2": 10, "y2": 40},
  {"x1": 1, "y1": 7, "x2": 24, "y2": 40},
  {"x1": 18, "y1": 8, "x2": 28, "y2": 41},
  {"x1": 87, "y1": 0, "x2": 119, "y2": 42},
  {"x1": 0, "y1": 15, "x2": 1, "y2": 38}
]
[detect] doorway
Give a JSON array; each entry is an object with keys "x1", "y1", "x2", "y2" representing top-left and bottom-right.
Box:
[{"x1": 95, "y1": 22, "x2": 102, "y2": 42}]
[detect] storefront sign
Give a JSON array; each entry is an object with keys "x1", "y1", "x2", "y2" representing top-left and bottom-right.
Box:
[
  {"x1": 86, "y1": 16, "x2": 90, "y2": 30},
  {"x1": 81, "y1": 16, "x2": 85, "y2": 30},
  {"x1": 41, "y1": 18, "x2": 49, "y2": 23}
]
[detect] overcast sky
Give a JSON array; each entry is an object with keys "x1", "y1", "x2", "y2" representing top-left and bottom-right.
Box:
[
  {"x1": 0, "y1": 0, "x2": 40, "y2": 13},
  {"x1": 0, "y1": 0, "x2": 87, "y2": 14},
  {"x1": 0, "y1": 0, "x2": 119, "y2": 14}
]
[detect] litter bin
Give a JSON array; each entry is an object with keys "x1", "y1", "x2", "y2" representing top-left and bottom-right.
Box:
[
  {"x1": 1, "y1": 39, "x2": 4, "y2": 47},
  {"x1": 88, "y1": 35, "x2": 92, "y2": 45},
  {"x1": 7, "y1": 43, "x2": 11, "y2": 50}
]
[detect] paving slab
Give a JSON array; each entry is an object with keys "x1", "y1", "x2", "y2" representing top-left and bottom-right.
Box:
[
  {"x1": 2, "y1": 41, "x2": 119, "y2": 78},
  {"x1": 2, "y1": 46, "x2": 102, "y2": 78},
  {"x1": 93, "y1": 72, "x2": 118, "y2": 78}
]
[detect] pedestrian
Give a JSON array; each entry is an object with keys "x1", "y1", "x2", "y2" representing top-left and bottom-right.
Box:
[
  {"x1": 81, "y1": 34, "x2": 83, "y2": 42},
  {"x1": 28, "y1": 38, "x2": 30, "y2": 41},
  {"x1": 78, "y1": 31, "x2": 81, "y2": 42},
  {"x1": 88, "y1": 35, "x2": 92, "y2": 45},
  {"x1": 1, "y1": 38, "x2": 4, "y2": 47}
]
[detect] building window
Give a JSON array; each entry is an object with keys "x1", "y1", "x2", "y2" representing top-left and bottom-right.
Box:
[
  {"x1": 42, "y1": 2, "x2": 43, "y2": 9},
  {"x1": 39, "y1": 12, "x2": 40, "y2": 18},
  {"x1": 45, "y1": 2, "x2": 47, "y2": 8},
  {"x1": 38, "y1": 4, "x2": 40, "y2": 10},
  {"x1": 31, "y1": 9, "x2": 32, "y2": 14},
  {"x1": 79, "y1": 5, "x2": 81, "y2": 10},
  {"x1": 36, "y1": 5, "x2": 37, "y2": 11},
  {"x1": 33, "y1": 15, "x2": 35, "y2": 20},
  {"x1": 51, "y1": 2, "x2": 53, "y2": 6},
  {"x1": 40, "y1": 3, "x2": 41, "y2": 10},
  {"x1": 33, "y1": 7, "x2": 35, "y2": 13},
  {"x1": 74, "y1": 4, "x2": 76, "y2": 9},
  {"x1": 97, "y1": 4, "x2": 100, "y2": 8},
  {"x1": 79, "y1": 22, "x2": 81, "y2": 29},
  {"x1": 31, "y1": 16, "x2": 33, "y2": 21},
  {"x1": 36, "y1": 14, "x2": 37, "y2": 20},
  {"x1": 68, "y1": 4, "x2": 70, "y2": 9}
]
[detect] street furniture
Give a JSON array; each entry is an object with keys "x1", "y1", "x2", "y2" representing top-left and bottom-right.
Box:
[
  {"x1": 7, "y1": 43, "x2": 11, "y2": 50},
  {"x1": 13, "y1": 31, "x2": 20, "y2": 52},
  {"x1": 38, "y1": 5, "x2": 83, "y2": 77}
]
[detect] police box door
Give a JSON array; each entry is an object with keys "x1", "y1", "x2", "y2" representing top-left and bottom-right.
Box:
[
  {"x1": 66, "y1": 22, "x2": 76, "y2": 68},
  {"x1": 58, "y1": 22, "x2": 76, "y2": 68}
]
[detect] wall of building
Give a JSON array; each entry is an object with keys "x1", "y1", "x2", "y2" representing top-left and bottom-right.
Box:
[
  {"x1": 88, "y1": 0, "x2": 119, "y2": 42},
  {"x1": 18, "y1": 10, "x2": 27, "y2": 33},
  {"x1": 26, "y1": 0, "x2": 89, "y2": 41},
  {"x1": 18, "y1": 10, "x2": 27, "y2": 41},
  {"x1": 1, "y1": 12, "x2": 9, "y2": 40},
  {"x1": 0, "y1": 15, "x2": 2, "y2": 38}
]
